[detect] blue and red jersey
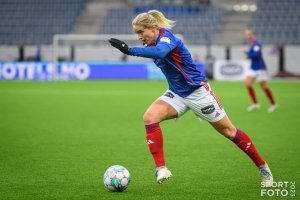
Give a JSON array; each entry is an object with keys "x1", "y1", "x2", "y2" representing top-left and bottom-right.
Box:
[
  {"x1": 129, "y1": 28, "x2": 206, "y2": 97},
  {"x1": 246, "y1": 40, "x2": 267, "y2": 70}
]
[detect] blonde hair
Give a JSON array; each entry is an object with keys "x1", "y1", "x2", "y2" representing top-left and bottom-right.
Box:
[{"x1": 132, "y1": 10, "x2": 175, "y2": 31}]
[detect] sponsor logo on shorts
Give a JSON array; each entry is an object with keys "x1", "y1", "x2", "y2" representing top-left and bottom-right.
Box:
[
  {"x1": 201, "y1": 105, "x2": 215, "y2": 114},
  {"x1": 164, "y1": 92, "x2": 175, "y2": 98}
]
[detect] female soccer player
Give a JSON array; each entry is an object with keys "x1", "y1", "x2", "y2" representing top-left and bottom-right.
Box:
[
  {"x1": 109, "y1": 10, "x2": 273, "y2": 185},
  {"x1": 241, "y1": 29, "x2": 277, "y2": 112}
]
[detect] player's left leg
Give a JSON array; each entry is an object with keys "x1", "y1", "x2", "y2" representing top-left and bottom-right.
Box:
[
  {"x1": 144, "y1": 99, "x2": 178, "y2": 168},
  {"x1": 210, "y1": 116, "x2": 273, "y2": 185},
  {"x1": 245, "y1": 72, "x2": 260, "y2": 112},
  {"x1": 144, "y1": 95, "x2": 186, "y2": 184},
  {"x1": 259, "y1": 81, "x2": 277, "y2": 112}
]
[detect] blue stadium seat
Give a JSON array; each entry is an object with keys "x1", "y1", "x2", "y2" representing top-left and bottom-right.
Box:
[
  {"x1": 248, "y1": 0, "x2": 300, "y2": 44},
  {"x1": 99, "y1": 5, "x2": 226, "y2": 45},
  {"x1": 0, "y1": 0, "x2": 86, "y2": 45}
]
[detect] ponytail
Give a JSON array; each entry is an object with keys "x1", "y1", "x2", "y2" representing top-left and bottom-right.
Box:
[
  {"x1": 147, "y1": 10, "x2": 175, "y2": 30},
  {"x1": 132, "y1": 10, "x2": 176, "y2": 30}
]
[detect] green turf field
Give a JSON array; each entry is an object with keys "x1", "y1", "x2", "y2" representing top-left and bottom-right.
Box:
[{"x1": 0, "y1": 80, "x2": 299, "y2": 200}]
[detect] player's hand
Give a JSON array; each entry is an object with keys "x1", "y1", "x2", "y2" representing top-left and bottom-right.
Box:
[
  {"x1": 240, "y1": 47, "x2": 247, "y2": 54},
  {"x1": 109, "y1": 38, "x2": 130, "y2": 55}
]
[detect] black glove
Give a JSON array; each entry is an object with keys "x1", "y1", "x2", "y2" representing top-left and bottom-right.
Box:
[{"x1": 109, "y1": 38, "x2": 130, "y2": 55}]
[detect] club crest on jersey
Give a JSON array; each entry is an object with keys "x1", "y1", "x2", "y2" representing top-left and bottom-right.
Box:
[
  {"x1": 201, "y1": 105, "x2": 215, "y2": 114},
  {"x1": 164, "y1": 92, "x2": 174, "y2": 98},
  {"x1": 253, "y1": 45, "x2": 260, "y2": 51},
  {"x1": 160, "y1": 37, "x2": 170, "y2": 44}
]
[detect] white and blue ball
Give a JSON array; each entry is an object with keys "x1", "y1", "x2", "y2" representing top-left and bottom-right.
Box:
[{"x1": 103, "y1": 165, "x2": 130, "y2": 192}]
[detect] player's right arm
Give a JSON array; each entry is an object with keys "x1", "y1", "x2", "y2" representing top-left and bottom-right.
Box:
[
  {"x1": 109, "y1": 37, "x2": 176, "y2": 59},
  {"x1": 129, "y1": 43, "x2": 171, "y2": 59}
]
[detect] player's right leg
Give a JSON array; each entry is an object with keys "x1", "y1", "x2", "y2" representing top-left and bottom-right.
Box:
[
  {"x1": 210, "y1": 116, "x2": 273, "y2": 186},
  {"x1": 144, "y1": 93, "x2": 186, "y2": 184},
  {"x1": 186, "y1": 84, "x2": 273, "y2": 185},
  {"x1": 245, "y1": 75, "x2": 260, "y2": 112},
  {"x1": 259, "y1": 162, "x2": 273, "y2": 187}
]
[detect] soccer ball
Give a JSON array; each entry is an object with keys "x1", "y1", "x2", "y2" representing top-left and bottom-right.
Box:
[{"x1": 103, "y1": 165, "x2": 130, "y2": 192}]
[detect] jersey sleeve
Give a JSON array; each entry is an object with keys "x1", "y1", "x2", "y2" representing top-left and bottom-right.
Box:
[
  {"x1": 129, "y1": 34, "x2": 177, "y2": 59},
  {"x1": 247, "y1": 44, "x2": 261, "y2": 58}
]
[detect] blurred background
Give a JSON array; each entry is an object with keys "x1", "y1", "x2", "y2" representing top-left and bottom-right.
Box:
[{"x1": 0, "y1": 0, "x2": 299, "y2": 80}]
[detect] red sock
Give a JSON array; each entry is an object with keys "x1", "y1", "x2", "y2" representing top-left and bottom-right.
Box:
[
  {"x1": 247, "y1": 86, "x2": 257, "y2": 104},
  {"x1": 263, "y1": 87, "x2": 276, "y2": 105},
  {"x1": 232, "y1": 129, "x2": 265, "y2": 167},
  {"x1": 145, "y1": 123, "x2": 165, "y2": 168}
]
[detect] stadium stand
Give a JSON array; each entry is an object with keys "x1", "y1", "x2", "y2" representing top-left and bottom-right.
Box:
[
  {"x1": 97, "y1": 0, "x2": 300, "y2": 45},
  {"x1": 0, "y1": 0, "x2": 299, "y2": 46},
  {"x1": 99, "y1": 3, "x2": 226, "y2": 45},
  {"x1": 248, "y1": 0, "x2": 300, "y2": 45},
  {"x1": 0, "y1": 0, "x2": 86, "y2": 45}
]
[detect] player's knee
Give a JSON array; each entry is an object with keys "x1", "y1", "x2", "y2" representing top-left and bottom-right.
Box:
[
  {"x1": 245, "y1": 82, "x2": 251, "y2": 88},
  {"x1": 143, "y1": 111, "x2": 160, "y2": 125},
  {"x1": 260, "y1": 84, "x2": 268, "y2": 90},
  {"x1": 221, "y1": 125, "x2": 236, "y2": 140},
  {"x1": 259, "y1": 81, "x2": 268, "y2": 89}
]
